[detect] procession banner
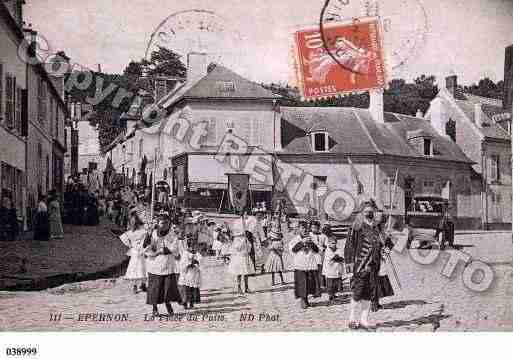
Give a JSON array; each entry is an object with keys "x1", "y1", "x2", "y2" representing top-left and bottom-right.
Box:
[{"x1": 227, "y1": 173, "x2": 250, "y2": 213}]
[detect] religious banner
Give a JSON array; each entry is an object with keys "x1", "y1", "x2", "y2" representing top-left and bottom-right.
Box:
[{"x1": 227, "y1": 173, "x2": 250, "y2": 213}]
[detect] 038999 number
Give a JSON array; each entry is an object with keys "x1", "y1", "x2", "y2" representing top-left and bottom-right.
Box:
[{"x1": 5, "y1": 347, "x2": 37, "y2": 356}]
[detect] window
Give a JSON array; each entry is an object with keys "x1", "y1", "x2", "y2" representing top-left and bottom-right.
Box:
[
  {"x1": 55, "y1": 102, "x2": 59, "y2": 137},
  {"x1": 251, "y1": 117, "x2": 266, "y2": 146},
  {"x1": 490, "y1": 155, "x2": 500, "y2": 182},
  {"x1": 49, "y1": 97, "x2": 54, "y2": 132},
  {"x1": 5, "y1": 74, "x2": 15, "y2": 128},
  {"x1": 313, "y1": 176, "x2": 327, "y2": 190},
  {"x1": 38, "y1": 78, "x2": 47, "y2": 123},
  {"x1": 423, "y1": 138, "x2": 432, "y2": 156},
  {"x1": 445, "y1": 118, "x2": 456, "y2": 142},
  {"x1": 45, "y1": 155, "x2": 50, "y2": 192},
  {"x1": 217, "y1": 81, "x2": 236, "y2": 93},
  {"x1": 0, "y1": 62, "x2": 3, "y2": 123},
  {"x1": 15, "y1": 86, "x2": 22, "y2": 132},
  {"x1": 205, "y1": 118, "x2": 217, "y2": 146},
  {"x1": 139, "y1": 139, "x2": 144, "y2": 158},
  {"x1": 311, "y1": 132, "x2": 328, "y2": 152}
]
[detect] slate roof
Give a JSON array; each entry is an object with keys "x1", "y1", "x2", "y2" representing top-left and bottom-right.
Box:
[
  {"x1": 448, "y1": 89, "x2": 509, "y2": 141},
  {"x1": 280, "y1": 107, "x2": 473, "y2": 163},
  {"x1": 160, "y1": 64, "x2": 279, "y2": 108}
]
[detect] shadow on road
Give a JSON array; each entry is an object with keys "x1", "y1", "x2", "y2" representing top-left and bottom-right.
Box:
[
  {"x1": 381, "y1": 300, "x2": 429, "y2": 310},
  {"x1": 195, "y1": 302, "x2": 249, "y2": 311},
  {"x1": 201, "y1": 296, "x2": 240, "y2": 304},
  {"x1": 374, "y1": 313, "x2": 451, "y2": 330},
  {"x1": 251, "y1": 285, "x2": 294, "y2": 294},
  {"x1": 309, "y1": 294, "x2": 351, "y2": 308}
]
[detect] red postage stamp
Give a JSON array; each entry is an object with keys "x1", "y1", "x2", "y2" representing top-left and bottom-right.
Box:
[{"x1": 293, "y1": 17, "x2": 387, "y2": 99}]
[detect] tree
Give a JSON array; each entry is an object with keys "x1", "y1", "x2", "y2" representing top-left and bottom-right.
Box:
[
  {"x1": 142, "y1": 46, "x2": 186, "y2": 78},
  {"x1": 464, "y1": 78, "x2": 503, "y2": 100},
  {"x1": 123, "y1": 61, "x2": 143, "y2": 79}
]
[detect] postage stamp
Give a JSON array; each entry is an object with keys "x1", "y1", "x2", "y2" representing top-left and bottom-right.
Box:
[{"x1": 293, "y1": 17, "x2": 386, "y2": 99}]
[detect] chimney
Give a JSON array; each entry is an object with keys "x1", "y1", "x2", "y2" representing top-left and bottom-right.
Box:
[
  {"x1": 446, "y1": 75, "x2": 457, "y2": 97},
  {"x1": 22, "y1": 24, "x2": 37, "y2": 58},
  {"x1": 474, "y1": 103, "x2": 483, "y2": 127},
  {"x1": 416, "y1": 109, "x2": 423, "y2": 118},
  {"x1": 504, "y1": 45, "x2": 513, "y2": 112},
  {"x1": 187, "y1": 52, "x2": 208, "y2": 83},
  {"x1": 369, "y1": 89, "x2": 384, "y2": 123}
]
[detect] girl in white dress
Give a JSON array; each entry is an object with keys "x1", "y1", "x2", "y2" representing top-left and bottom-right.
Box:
[
  {"x1": 212, "y1": 225, "x2": 223, "y2": 259},
  {"x1": 119, "y1": 211, "x2": 148, "y2": 294},
  {"x1": 228, "y1": 217, "x2": 255, "y2": 295},
  {"x1": 178, "y1": 238, "x2": 202, "y2": 309}
]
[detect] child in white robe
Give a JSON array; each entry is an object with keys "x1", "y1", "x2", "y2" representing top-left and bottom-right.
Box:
[{"x1": 322, "y1": 237, "x2": 345, "y2": 303}]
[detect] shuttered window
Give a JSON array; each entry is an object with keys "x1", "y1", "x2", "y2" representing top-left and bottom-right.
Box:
[
  {"x1": 490, "y1": 155, "x2": 500, "y2": 182},
  {"x1": 251, "y1": 117, "x2": 266, "y2": 146},
  {"x1": 15, "y1": 86, "x2": 22, "y2": 133},
  {"x1": 38, "y1": 78, "x2": 47, "y2": 123},
  {"x1": 0, "y1": 62, "x2": 3, "y2": 123},
  {"x1": 205, "y1": 118, "x2": 217, "y2": 146},
  {"x1": 5, "y1": 74, "x2": 15, "y2": 128}
]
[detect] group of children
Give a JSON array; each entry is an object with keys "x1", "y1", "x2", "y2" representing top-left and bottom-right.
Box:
[
  {"x1": 118, "y1": 210, "x2": 203, "y2": 316},
  {"x1": 118, "y1": 206, "x2": 355, "y2": 315}
]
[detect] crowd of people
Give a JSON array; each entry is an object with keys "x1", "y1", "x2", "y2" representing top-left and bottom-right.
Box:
[{"x1": 115, "y1": 197, "x2": 397, "y2": 329}]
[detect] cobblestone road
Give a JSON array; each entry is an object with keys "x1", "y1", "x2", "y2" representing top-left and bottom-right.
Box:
[
  {"x1": 0, "y1": 221, "x2": 126, "y2": 290},
  {"x1": 0, "y1": 232, "x2": 511, "y2": 331}
]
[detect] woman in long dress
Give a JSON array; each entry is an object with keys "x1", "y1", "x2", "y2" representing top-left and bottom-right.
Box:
[
  {"x1": 34, "y1": 195, "x2": 49, "y2": 241},
  {"x1": 48, "y1": 190, "x2": 64, "y2": 240},
  {"x1": 228, "y1": 217, "x2": 255, "y2": 295}
]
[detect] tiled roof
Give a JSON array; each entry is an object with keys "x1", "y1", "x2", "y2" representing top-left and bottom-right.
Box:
[
  {"x1": 453, "y1": 99, "x2": 510, "y2": 140},
  {"x1": 160, "y1": 64, "x2": 279, "y2": 108},
  {"x1": 280, "y1": 107, "x2": 380, "y2": 155},
  {"x1": 280, "y1": 107, "x2": 473, "y2": 163},
  {"x1": 447, "y1": 90, "x2": 510, "y2": 140}
]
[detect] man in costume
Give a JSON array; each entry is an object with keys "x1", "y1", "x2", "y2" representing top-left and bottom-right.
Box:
[
  {"x1": 344, "y1": 199, "x2": 394, "y2": 329},
  {"x1": 289, "y1": 220, "x2": 321, "y2": 309}
]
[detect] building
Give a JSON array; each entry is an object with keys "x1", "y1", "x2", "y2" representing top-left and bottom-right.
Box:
[
  {"x1": 424, "y1": 47, "x2": 513, "y2": 229},
  {"x1": 24, "y1": 35, "x2": 68, "y2": 217},
  {"x1": 278, "y1": 105, "x2": 479, "y2": 228},
  {"x1": 1, "y1": 0, "x2": 68, "y2": 230},
  {"x1": 0, "y1": 0, "x2": 28, "y2": 227},
  {"x1": 105, "y1": 54, "x2": 490, "y2": 228}
]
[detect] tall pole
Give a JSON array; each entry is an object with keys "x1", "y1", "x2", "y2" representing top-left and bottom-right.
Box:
[{"x1": 150, "y1": 147, "x2": 158, "y2": 223}]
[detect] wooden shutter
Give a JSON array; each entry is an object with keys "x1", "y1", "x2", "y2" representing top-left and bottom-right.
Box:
[
  {"x1": 206, "y1": 118, "x2": 217, "y2": 146},
  {"x1": 15, "y1": 86, "x2": 22, "y2": 132},
  {"x1": 0, "y1": 62, "x2": 3, "y2": 123},
  {"x1": 5, "y1": 74, "x2": 14, "y2": 128},
  {"x1": 21, "y1": 89, "x2": 28, "y2": 136}
]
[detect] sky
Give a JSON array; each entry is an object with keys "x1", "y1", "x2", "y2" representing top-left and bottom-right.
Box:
[{"x1": 24, "y1": 0, "x2": 513, "y2": 87}]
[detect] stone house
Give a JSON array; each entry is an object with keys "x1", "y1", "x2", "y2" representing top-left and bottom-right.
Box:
[
  {"x1": 425, "y1": 69, "x2": 512, "y2": 229},
  {"x1": 0, "y1": 0, "x2": 27, "y2": 226}
]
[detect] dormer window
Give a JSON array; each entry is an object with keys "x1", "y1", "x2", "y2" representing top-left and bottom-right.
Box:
[
  {"x1": 407, "y1": 129, "x2": 433, "y2": 157},
  {"x1": 310, "y1": 131, "x2": 329, "y2": 152},
  {"x1": 423, "y1": 138, "x2": 432, "y2": 156}
]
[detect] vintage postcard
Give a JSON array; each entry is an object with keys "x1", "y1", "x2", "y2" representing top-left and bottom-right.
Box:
[{"x1": 1, "y1": 0, "x2": 513, "y2": 346}]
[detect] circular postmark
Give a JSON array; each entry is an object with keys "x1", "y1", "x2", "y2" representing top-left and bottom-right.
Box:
[
  {"x1": 319, "y1": 0, "x2": 430, "y2": 74},
  {"x1": 145, "y1": 9, "x2": 244, "y2": 71}
]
